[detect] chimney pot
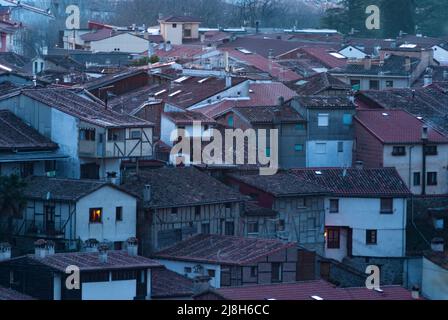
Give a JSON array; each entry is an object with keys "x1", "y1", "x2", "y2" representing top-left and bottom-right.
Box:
[
  {"x1": 34, "y1": 239, "x2": 48, "y2": 258},
  {"x1": 411, "y1": 285, "x2": 420, "y2": 299},
  {"x1": 0, "y1": 243, "x2": 11, "y2": 261},
  {"x1": 98, "y1": 244, "x2": 109, "y2": 263},
  {"x1": 364, "y1": 55, "x2": 372, "y2": 70},
  {"x1": 431, "y1": 238, "x2": 444, "y2": 252},
  {"x1": 422, "y1": 126, "x2": 429, "y2": 141},
  {"x1": 85, "y1": 238, "x2": 100, "y2": 252},
  {"x1": 143, "y1": 185, "x2": 151, "y2": 202},
  {"x1": 127, "y1": 237, "x2": 139, "y2": 256}
]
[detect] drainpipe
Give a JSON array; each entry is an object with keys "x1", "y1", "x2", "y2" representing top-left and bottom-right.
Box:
[{"x1": 408, "y1": 145, "x2": 414, "y2": 192}]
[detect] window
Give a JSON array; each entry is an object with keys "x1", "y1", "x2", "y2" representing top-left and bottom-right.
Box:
[
  {"x1": 184, "y1": 29, "x2": 192, "y2": 37},
  {"x1": 248, "y1": 222, "x2": 259, "y2": 234},
  {"x1": 184, "y1": 267, "x2": 192, "y2": 274},
  {"x1": 435, "y1": 218, "x2": 444, "y2": 230},
  {"x1": 277, "y1": 219, "x2": 286, "y2": 232},
  {"x1": 89, "y1": 208, "x2": 102, "y2": 223},
  {"x1": 343, "y1": 114, "x2": 353, "y2": 126},
  {"x1": 380, "y1": 198, "x2": 393, "y2": 214},
  {"x1": 295, "y1": 123, "x2": 305, "y2": 130},
  {"x1": 45, "y1": 160, "x2": 56, "y2": 173},
  {"x1": 369, "y1": 80, "x2": 379, "y2": 90},
  {"x1": 330, "y1": 199, "x2": 339, "y2": 213},
  {"x1": 294, "y1": 144, "x2": 304, "y2": 152},
  {"x1": 112, "y1": 270, "x2": 137, "y2": 281},
  {"x1": 171, "y1": 207, "x2": 178, "y2": 215},
  {"x1": 392, "y1": 146, "x2": 406, "y2": 156},
  {"x1": 326, "y1": 228, "x2": 340, "y2": 249},
  {"x1": 195, "y1": 206, "x2": 201, "y2": 218},
  {"x1": 315, "y1": 143, "x2": 327, "y2": 154},
  {"x1": 172, "y1": 23, "x2": 177, "y2": 28},
  {"x1": 297, "y1": 198, "x2": 306, "y2": 208},
  {"x1": 225, "y1": 203, "x2": 232, "y2": 210},
  {"x1": 225, "y1": 221, "x2": 235, "y2": 236},
  {"x1": 337, "y1": 141, "x2": 344, "y2": 153},
  {"x1": 366, "y1": 230, "x2": 378, "y2": 245},
  {"x1": 250, "y1": 266, "x2": 258, "y2": 278},
  {"x1": 116, "y1": 207, "x2": 123, "y2": 222},
  {"x1": 271, "y1": 263, "x2": 283, "y2": 283},
  {"x1": 131, "y1": 130, "x2": 141, "y2": 139},
  {"x1": 266, "y1": 148, "x2": 271, "y2": 157},
  {"x1": 114, "y1": 241, "x2": 122, "y2": 250},
  {"x1": 350, "y1": 79, "x2": 361, "y2": 90},
  {"x1": 227, "y1": 115, "x2": 234, "y2": 127},
  {"x1": 386, "y1": 80, "x2": 394, "y2": 88},
  {"x1": 107, "y1": 130, "x2": 120, "y2": 141},
  {"x1": 207, "y1": 269, "x2": 216, "y2": 278},
  {"x1": 425, "y1": 145, "x2": 438, "y2": 156},
  {"x1": 427, "y1": 172, "x2": 438, "y2": 186},
  {"x1": 413, "y1": 172, "x2": 421, "y2": 186},
  {"x1": 80, "y1": 129, "x2": 96, "y2": 141},
  {"x1": 318, "y1": 114, "x2": 329, "y2": 127},
  {"x1": 202, "y1": 223, "x2": 210, "y2": 234},
  {"x1": 82, "y1": 272, "x2": 109, "y2": 283}
]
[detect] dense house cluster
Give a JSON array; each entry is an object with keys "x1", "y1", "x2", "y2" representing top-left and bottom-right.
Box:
[{"x1": 0, "y1": 9, "x2": 447, "y2": 301}]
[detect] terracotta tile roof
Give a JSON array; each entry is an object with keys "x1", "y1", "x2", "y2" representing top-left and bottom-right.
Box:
[
  {"x1": 355, "y1": 109, "x2": 448, "y2": 144},
  {"x1": 44, "y1": 55, "x2": 85, "y2": 72},
  {"x1": 159, "y1": 16, "x2": 201, "y2": 23},
  {"x1": 294, "y1": 47, "x2": 347, "y2": 69},
  {"x1": 151, "y1": 267, "x2": 194, "y2": 299},
  {"x1": 233, "y1": 104, "x2": 304, "y2": 125},
  {"x1": 0, "y1": 110, "x2": 58, "y2": 151},
  {"x1": 295, "y1": 95, "x2": 355, "y2": 108},
  {"x1": 154, "y1": 45, "x2": 205, "y2": 60},
  {"x1": 80, "y1": 28, "x2": 114, "y2": 42},
  {"x1": 164, "y1": 110, "x2": 216, "y2": 125},
  {"x1": 287, "y1": 72, "x2": 350, "y2": 95},
  {"x1": 154, "y1": 234, "x2": 296, "y2": 265},
  {"x1": 82, "y1": 69, "x2": 148, "y2": 91},
  {"x1": 0, "y1": 286, "x2": 35, "y2": 300},
  {"x1": 227, "y1": 172, "x2": 329, "y2": 197},
  {"x1": 219, "y1": 37, "x2": 302, "y2": 59},
  {"x1": 357, "y1": 87, "x2": 448, "y2": 135},
  {"x1": 203, "y1": 280, "x2": 418, "y2": 300},
  {"x1": 291, "y1": 168, "x2": 411, "y2": 198},
  {"x1": 222, "y1": 48, "x2": 301, "y2": 82},
  {"x1": 109, "y1": 85, "x2": 163, "y2": 115},
  {"x1": 332, "y1": 55, "x2": 420, "y2": 76},
  {"x1": 3, "y1": 88, "x2": 153, "y2": 129},
  {"x1": 121, "y1": 167, "x2": 246, "y2": 209},
  {"x1": 7, "y1": 251, "x2": 161, "y2": 272},
  {"x1": 23, "y1": 176, "x2": 135, "y2": 202}
]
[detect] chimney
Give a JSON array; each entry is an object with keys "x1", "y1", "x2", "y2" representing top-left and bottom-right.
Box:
[
  {"x1": 192, "y1": 275, "x2": 212, "y2": 294},
  {"x1": 355, "y1": 160, "x2": 364, "y2": 169},
  {"x1": 148, "y1": 41, "x2": 155, "y2": 58},
  {"x1": 46, "y1": 241, "x2": 55, "y2": 256},
  {"x1": 98, "y1": 244, "x2": 109, "y2": 263},
  {"x1": 34, "y1": 239, "x2": 48, "y2": 259},
  {"x1": 143, "y1": 185, "x2": 151, "y2": 202},
  {"x1": 126, "y1": 238, "x2": 139, "y2": 256},
  {"x1": 0, "y1": 243, "x2": 11, "y2": 261},
  {"x1": 224, "y1": 51, "x2": 230, "y2": 73},
  {"x1": 158, "y1": 41, "x2": 164, "y2": 50},
  {"x1": 42, "y1": 46, "x2": 48, "y2": 56},
  {"x1": 85, "y1": 238, "x2": 99, "y2": 252},
  {"x1": 165, "y1": 41, "x2": 172, "y2": 52},
  {"x1": 277, "y1": 96, "x2": 285, "y2": 107},
  {"x1": 422, "y1": 125, "x2": 429, "y2": 141},
  {"x1": 200, "y1": 34, "x2": 205, "y2": 43},
  {"x1": 431, "y1": 238, "x2": 444, "y2": 252},
  {"x1": 225, "y1": 75, "x2": 232, "y2": 88},
  {"x1": 424, "y1": 74, "x2": 433, "y2": 87},
  {"x1": 364, "y1": 55, "x2": 372, "y2": 70},
  {"x1": 411, "y1": 285, "x2": 420, "y2": 299},
  {"x1": 405, "y1": 57, "x2": 411, "y2": 72}
]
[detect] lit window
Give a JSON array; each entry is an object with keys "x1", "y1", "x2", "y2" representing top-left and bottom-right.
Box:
[{"x1": 89, "y1": 208, "x2": 102, "y2": 223}]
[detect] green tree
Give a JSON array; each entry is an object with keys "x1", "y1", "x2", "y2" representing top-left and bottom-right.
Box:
[
  {"x1": 415, "y1": 0, "x2": 448, "y2": 36},
  {"x1": 382, "y1": 0, "x2": 415, "y2": 37},
  {"x1": 0, "y1": 175, "x2": 27, "y2": 238}
]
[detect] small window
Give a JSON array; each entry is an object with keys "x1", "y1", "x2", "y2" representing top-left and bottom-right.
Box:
[
  {"x1": 172, "y1": 23, "x2": 177, "y2": 28},
  {"x1": 89, "y1": 208, "x2": 102, "y2": 224},
  {"x1": 225, "y1": 203, "x2": 232, "y2": 210},
  {"x1": 435, "y1": 218, "x2": 444, "y2": 230},
  {"x1": 277, "y1": 219, "x2": 286, "y2": 232},
  {"x1": 202, "y1": 223, "x2": 210, "y2": 234},
  {"x1": 366, "y1": 230, "x2": 378, "y2": 245},
  {"x1": 380, "y1": 198, "x2": 393, "y2": 214},
  {"x1": 184, "y1": 267, "x2": 192, "y2": 274},
  {"x1": 318, "y1": 114, "x2": 329, "y2": 127},
  {"x1": 350, "y1": 79, "x2": 361, "y2": 90},
  {"x1": 248, "y1": 222, "x2": 259, "y2": 234},
  {"x1": 116, "y1": 207, "x2": 123, "y2": 222},
  {"x1": 207, "y1": 269, "x2": 216, "y2": 278},
  {"x1": 297, "y1": 198, "x2": 306, "y2": 208},
  {"x1": 343, "y1": 114, "x2": 352, "y2": 126},
  {"x1": 330, "y1": 199, "x2": 339, "y2": 213},
  {"x1": 114, "y1": 241, "x2": 122, "y2": 250},
  {"x1": 225, "y1": 221, "x2": 234, "y2": 236},
  {"x1": 427, "y1": 172, "x2": 438, "y2": 186},
  {"x1": 315, "y1": 143, "x2": 327, "y2": 154},
  {"x1": 326, "y1": 228, "x2": 340, "y2": 249},
  {"x1": 369, "y1": 80, "x2": 379, "y2": 90},
  {"x1": 131, "y1": 130, "x2": 141, "y2": 139},
  {"x1": 392, "y1": 146, "x2": 406, "y2": 156},
  {"x1": 195, "y1": 206, "x2": 201, "y2": 217},
  {"x1": 250, "y1": 266, "x2": 258, "y2": 277},
  {"x1": 425, "y1": 145, "x2": 438, "y2": 156},
  {"x1": 413, "y1": 172, "x2": 421, "y2": 186},
  {"x1": 295, "y1": 123, "x2": 305, "y2": 130},
  {"x1": 80, "y1": 129, "x2": 96, "y2": 141},
  {"x1": 266, "y1": 148, "x2": 271, "y2": 157},
  {"x1": 386, "y1": 80, "x2": 394, "y2": 88},
  {"x1": 271, "y1": 263, "x2": 283, "y2": 283},
  {"x1": 171, "y1": 208, "x2": 178, "y2": 215},
  {"x1": 294, "y1": 144, "x2": 304, "y2": 152},
  {"x1": 337, "y1": 141, "x2": 344, "y2": 153},
  {"x1": 227, "y1": 115, "x2": 234, "y2": 127}
]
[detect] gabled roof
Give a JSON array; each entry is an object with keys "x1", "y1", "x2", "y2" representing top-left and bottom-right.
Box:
[
  {"x1": 121, "y1": 167, "x2": 246, "y2": 208},
  {"x1": 154, "y1": 234, "x2": 296, "y2": 266},
  {"x1": 295, "y1": 95, "x2": 355, "y2": 109},
  {"x1": 0, "y1": 286, "x2": 35, "y2": 300},
  {"x1": 199, "y1": 280, "x2": 418, "y2": 300},
  {"x1": 0, "y1": 110, "x2": 58, "y2": 151},
  {"x1": 0, "y1": 88, "x2": 153, "y2": 129},
  {"x1": 151, "y1": 267, "x2": 194, "y2": 299},
  {"x1": 355, "y1": 109, "x2": 448, "y2": 144},
  {"x1": 291, "y1": 168, "x2": 411, "y2": 198},
  {"x1": 293, "y1": 47, "x2": 347, "y2": 69},
  {"x1": 287, "y1": 72, "x2": 350, "y2": 95},
  {"x1": 163, "y1": 110, "x2": 216, "y2": 125},
  {"x1": 82, "y1": 69, "x2": 148, "y2": 91},
  {"x1": 80, "y1": 28, "x2": 114, "y2": 42},
  {"x1": 43, "y1": 55, "x2": 85, "y2": 72},
  {"x1": 227, "y1": 172, "x2": 329, "y2": 197},
  {"x1": 233, "y1": 104, "x2": 304, "y2": 125},
  {"x1": 23, "y1": 176, "x2": 136, "y2": 202},
  {"x1": 5, "y1": 251, "x2": 161, "y2": 273}
]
